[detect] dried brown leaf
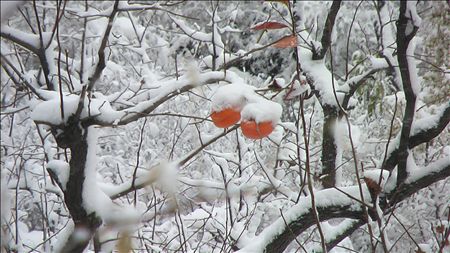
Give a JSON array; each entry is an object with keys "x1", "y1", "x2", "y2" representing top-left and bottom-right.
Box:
[
  {"x1": 272, "y1": 35, "x2": 297, "y2": 48},
  {"x1": 252, "y1": 21, "x2": 288, "y2": 30},
  {"x1": 363, "y1": 177, "x2": 382, "y2": 196},
  {"x1": 435, "y1": 225, "x2": 445, "y2": 233}
]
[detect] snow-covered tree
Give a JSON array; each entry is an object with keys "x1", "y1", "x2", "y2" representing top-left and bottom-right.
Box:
[{"x1": 1, "y1": 1, "x2": 448, "y2": 252}]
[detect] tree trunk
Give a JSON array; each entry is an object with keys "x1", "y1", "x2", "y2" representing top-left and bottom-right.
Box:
[
  {"x1": 320, "y1": 106, "x2": 339, "y2": 188},
  {"x1": 52, "y1": 121, "x2": 102, "y2": 252}
]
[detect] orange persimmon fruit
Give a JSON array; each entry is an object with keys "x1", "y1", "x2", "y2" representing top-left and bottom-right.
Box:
[
  {"x1": 240, "y1": 120, "x2": 274, "y2": 139},
  {"x1": 211, "y1": 108, "x2": 241, "y2": 128}
]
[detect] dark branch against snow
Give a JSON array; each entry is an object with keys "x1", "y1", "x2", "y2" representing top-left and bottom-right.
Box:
[
  {"x1": 395, "y1": 0, "x2": 421, "y2": 186},
  {"x1": 236, "y1": 158, "x2": 449, "y2": 253},
  {"x1": 312, "y1": 0, "x2": 342, "y2": 60}
]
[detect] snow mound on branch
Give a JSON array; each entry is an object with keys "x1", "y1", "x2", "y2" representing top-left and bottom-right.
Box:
[
  {"x1": 83, "y1": 127, "x2": 139, "y2": 226},
  {"x1": 237, "y1": 185, "x2": 371, "y2": 252},
  {"x1": 0, "y1": 26, "x2": 52, "y2": 49},
  {"x1": 298, "y1": 47, "x2": 341, "y2": 106},
  {"x1": 241, "y1": 101, "x2": 282, "y2": 124},
  {"x1": 211, "y1": 82, "x2": 283, "y2": 124},
  {"x1": 30, "y1": 93, "x2": 124, "y2": 125},
  {"x1": 47, "y1": 160, "x2": 70, "y2": 190},
  {"x1": 31, "y1": 94, "x2": 79, "y2": 125},
  {"x1": 211, "y1": 83, "x2": 254, "y2": 111}
]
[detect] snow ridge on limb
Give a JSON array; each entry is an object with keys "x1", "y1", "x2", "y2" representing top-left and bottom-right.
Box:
[
  {"x1": 383, "y1": 102, "x2": 450, "y2": 173},
  {"x1": 30, "y1": 71, "x2": 233, "y2": 127},
  {"x1": 395, "y1": 1, "x2": 421, "y2": 186},
  {"x1": 113, "y1": 71, "x2": 232, "y2": 125},
  {"x1": 237, "y1": 185, "x2": 370, "y2": 253},
  {"x1": 236, "y1": 157, "x2": 449, "y2": 253},
  {"x1": 0, "y1": 26, "x2": 52, "y2": 54}
]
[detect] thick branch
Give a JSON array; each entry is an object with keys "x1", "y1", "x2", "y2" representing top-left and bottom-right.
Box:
[
  {"x1": 410, "y1": 104, "x2": 450, "y2": 147},
  {"x1": 383, "y1": 159, "x2": 450, "y2": 210},
  {"x1": 395, "y1": 1, "x2": 420, "y2": 186},
  {"x1": 238, "y1": 158, "x2": 449, "y2": 253},
  {"x1": 320, "y1": 105, "x2": 338, "y2": 188},
  {"x1": 1, "y1": 25, "x2": 54, "y2": 90},
  {"x1": 312, "y1": 0, "x2": 342, "y2": 60},
  {"x1": 88, "y1": 72, "x2": 228, "y2": 126},
  {"x1": 73, "y1": 0, "x2": 119, "y2": 121},
  {"x1": 265, "y1": 204, "x2": 364, "y2": 253},
  {"x1": 56, "y1": 125, "x2": 101, "y2": 253},
  {"x1": 383, "y1": 102, "x2": 450, "y2": 173},
  {"x1": 0, "y1": 26, "x2": 40, "y2": 55}
]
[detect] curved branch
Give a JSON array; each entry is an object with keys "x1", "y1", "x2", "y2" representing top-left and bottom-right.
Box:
[
  {"x1": 324, "y1": 220, "x2": 365, "y2": 251},
  {"x1": 264, "y1": 205, "x2": 364, "y2": 253},
  {"x1": 0, "y1": 26, "x2": 41, "y2": 55},
  {"x1": 383, "y1": 102, "x2": 450, "y2": 172},
  {"x1": 1, "y1": 24, "x2": 54, "y2": 90},
  {"x1": 395, "y1": 1, "x2": 420, "y2": 185},
  {"x1": 86, "y1": 71, "x2": 229, "y2": 126},
  {"x1": 410, "y1": 104, "x2": 450, "y2": 147},
  {"x1": 86, "y1": 0, "x2": 119, "y2": 93},
  {"x1": 236, "y1": 157, "x2": 449, "y2": 253},
  {"x1": 312, "y1": 0, "x2": 342, "y2": 60},
  {"x1": 383, "y1": 158, "x2": 450, "y2": 209}
]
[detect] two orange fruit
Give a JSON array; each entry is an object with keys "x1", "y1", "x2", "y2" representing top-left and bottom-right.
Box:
[{"x1": 211, "y1": 108, "x2": 274, "y2": 139}]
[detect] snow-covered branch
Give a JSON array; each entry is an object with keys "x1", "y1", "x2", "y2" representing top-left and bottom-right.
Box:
[
  {"x1": 383, "y1": 102, "x2": 449, "y2": 173},
  {"x1": 115, "y1": 71, "x2": 230, "y2": 125},
  {"x1": 341, "y1": 58, "x2": 390, "y2": 109},
  {"x1": 84, "y1": 0, "x2": 119, "y2": 93},
  {"x1": 237, "y1": 157, "x2": 449, "y2": 253},
  {"x1": 0, "y1": 26, "x2": 51, "y2": 55},
  {"x1": 105, "y1": 125, "x2": 238, "y2": 199},
  {"x1": 1, "y1": 22, "x2": 55, "y2": 90},
  {"x1": 312, "y1": 0, "x2": 342, "y2": 60},
  {"x1": 395, "y1": 0, "x2": 421, "y2": 186},
  {"x1": 237, "y1": 185, "x2": 369, "y2": 253}
]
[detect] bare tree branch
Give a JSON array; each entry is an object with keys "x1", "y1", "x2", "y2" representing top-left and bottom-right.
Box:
[
  {"x1": 108, "y1": 125, "x2": 239, "y2": 200},
  {"x1": 85, "y1": 0, "x2": 119, "y2": 93}
]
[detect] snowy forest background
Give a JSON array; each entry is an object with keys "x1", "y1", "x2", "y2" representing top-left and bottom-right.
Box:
[{"x1": 1, "y1": 1, "x2": 449, "y2": 252}]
